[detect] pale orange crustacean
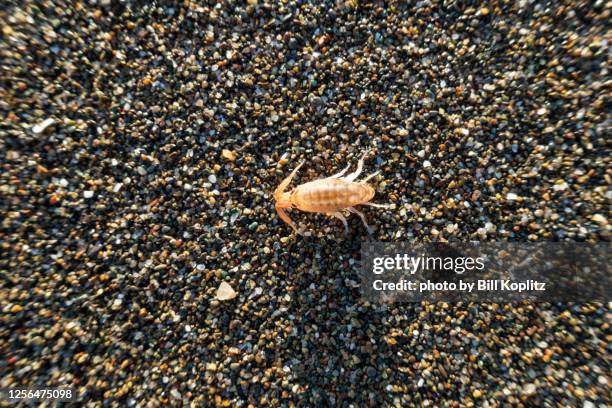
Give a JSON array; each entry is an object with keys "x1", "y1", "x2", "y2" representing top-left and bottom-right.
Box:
[{"x1": 274, "y1": 150, "x2": 388, "y2": 235}]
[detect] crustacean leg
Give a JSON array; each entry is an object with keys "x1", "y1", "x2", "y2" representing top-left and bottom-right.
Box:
[
  {"x1": 329, "y1": 163, "x2": 351, "y2": 179},
  {"x1": 344, "y1": 149, "x2": 371, "y2": 182},
  {"x1": 360, "y1": 170, "x2": 380, "y2": 183},
  {"x1": 330, "y1": 212, "x2": 349, "y2": 234},
  {"x1": 347, "y1": 207, "x2": 373, "y2": 234},
  {"x1": 363, "y1": 203, "x2": 391, "y2": 208}
]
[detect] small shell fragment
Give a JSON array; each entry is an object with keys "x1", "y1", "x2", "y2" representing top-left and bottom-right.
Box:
[
  {"x1": 32, "y1": 118, "x2": 55, "y2": 134},
  {"x1": 216, "y1": 282, "x2": 237, "y2": 300}
]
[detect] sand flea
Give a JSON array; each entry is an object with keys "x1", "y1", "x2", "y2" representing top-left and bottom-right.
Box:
[{"x1": 274, "y1": 150, "x2": 388, "y2": 235}]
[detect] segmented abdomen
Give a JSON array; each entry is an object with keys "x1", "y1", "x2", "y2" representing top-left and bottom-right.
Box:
[{"x1": 291, "y1": 179, "x2": 374, "y2": 213}]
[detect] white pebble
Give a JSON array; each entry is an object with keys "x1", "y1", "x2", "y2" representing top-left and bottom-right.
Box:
[
  {"x1": 506, "y1": 192, "x2": 518, "y2": 201},
  {"x1": 83, "y1": 190, "x2": 94, "y2": 199},
  {"x1": 591, "y1": 214, "x2": 608, "y2": 227},
  {"x1": 457, "y1": 127, "x2": 470, "y2": 136},
  {"x1": 113, "y1": 183, "x2": 123, "y2": 193},
  {"x1": 483, "y1": 83, "x2": 496, "y2": 91},
  {"x1": 523, "y1": 383, "x2": 536, "y2": 395},
  {"x1": 423, "y1": 160, "x2": 431, "y2": 169},
  {"x1": 417, "y1": 149, "x2": 425, "y2": 158},
  {"x1": 111, "y1": 298, "x2": 122, "y2": 310},
  {"x1": 216, "y1": 282, "x2": 237, "y2": 301},
  {"x1": 208, "y1": 174, "x2": 217, "y2": 183}
]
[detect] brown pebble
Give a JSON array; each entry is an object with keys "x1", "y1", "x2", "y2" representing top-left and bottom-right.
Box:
[{"x1": 222, "y1": 149, "x2": 237, "y2": 162}]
